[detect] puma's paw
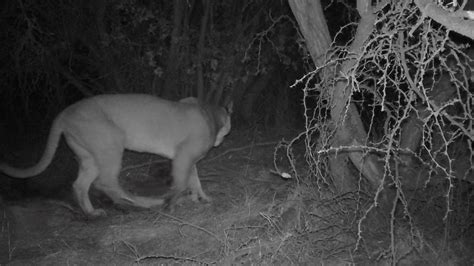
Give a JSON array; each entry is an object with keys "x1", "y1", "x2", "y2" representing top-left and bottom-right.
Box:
[
  {"x1": 86, "y1": 208, "x2": 107, "y2": 218},
  {"x1": 190, "y1": 190, "x2": 211, "y2": 203},
  {"x1": 199, "y1": 193, "x2": 212, "y2": 203},
  {"x1": 190, "y1": 191, "x2": 200, "y2": 202}
]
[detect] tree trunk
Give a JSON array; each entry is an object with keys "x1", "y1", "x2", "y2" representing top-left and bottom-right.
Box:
[
  {"x1": 93, "y1": 0, "x2": 124, "y2": 92},
  {"x1": 196, "y1": 0, "x2": 210, "y2": 100},
  {"x1": 287, "y1": 0, "x2": 330, "y2": 66},
  {"x1": 162, "y1": 0, "x2": 186, "y2": 99},
  {"x1": 289, "y1": 0, "x2": 382, "y2": 191}
]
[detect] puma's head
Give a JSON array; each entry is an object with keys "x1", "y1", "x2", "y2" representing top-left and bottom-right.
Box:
[{"x1": 179, "y1": 97, "x2": 232, "y2": 147}]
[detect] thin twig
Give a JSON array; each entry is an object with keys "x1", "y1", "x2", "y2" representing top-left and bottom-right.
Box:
[
  {"x1": 121, "y1": 158, "x2": 168, "y2": 172},
  {"x1": 136, "y1": 254, "x2": 207, "y2": 264},
  {"x1": 206, "y1": 141, "x2": 278, "y2": 162}
]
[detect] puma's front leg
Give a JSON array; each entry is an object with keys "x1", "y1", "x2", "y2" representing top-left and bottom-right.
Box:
[
  {"x1": 188, "y1": 165, "x2": 211, "y2": 203},
  {"x1": 165, "y1": 151, "x2": 195, "y2": 210}
]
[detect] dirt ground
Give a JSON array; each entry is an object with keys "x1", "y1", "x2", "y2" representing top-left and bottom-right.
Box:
[
  {"x1": 0, "y1": 128, "x2": 473, "y2": 265},
  {"x1": 0, "y1": 129, "x2": 300, "y2": 264}
]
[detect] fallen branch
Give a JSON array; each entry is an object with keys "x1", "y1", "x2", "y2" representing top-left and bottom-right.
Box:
[{"x1": 136, "y1": 253, "x2": 209, "y2": 264}]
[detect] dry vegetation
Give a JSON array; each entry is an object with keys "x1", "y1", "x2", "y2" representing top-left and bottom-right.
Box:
[
  {"x1": 0, "y1": 0, "x2": 473, "y2": 265},
  {"x1": 280, "y1": 1, "x2": 474, "y2": 264}
]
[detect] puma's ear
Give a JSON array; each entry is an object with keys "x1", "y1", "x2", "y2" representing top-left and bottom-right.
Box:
[{"x1": 225, "y1": 101, "x2": 233, "y2": 114}]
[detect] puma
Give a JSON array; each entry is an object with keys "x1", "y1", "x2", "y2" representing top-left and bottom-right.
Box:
[{"x1": 0, "y1": 94, "x2": 232, "y2": 217}]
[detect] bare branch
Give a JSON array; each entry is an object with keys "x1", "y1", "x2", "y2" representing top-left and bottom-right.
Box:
[{"x1": 415, "y1": 0, "x2": 474, "y2": 38}]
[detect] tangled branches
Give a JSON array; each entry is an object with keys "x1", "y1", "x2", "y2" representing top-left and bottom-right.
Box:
[
  {"x1": 296, "y1": 0, "x2": 472, "y2": 195},
  {"x1": 284, "y1": 0, "x2": 473, "y2": 262}
]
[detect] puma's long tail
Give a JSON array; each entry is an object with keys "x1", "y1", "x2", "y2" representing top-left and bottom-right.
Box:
[{"x1": 0, "y1": 115, "x2": 63, "y2": 178}]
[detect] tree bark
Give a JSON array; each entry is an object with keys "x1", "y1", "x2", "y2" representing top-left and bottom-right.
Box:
[
  {"x1": 162, "y1": 0, "x2": 186, "y2": 99},
  {"x1": 287, "y1": 0, "x2": 330, "y2": 66},
  {"x1": 289, "y1": 0, "x2": 382, "y2": 191},
  {"x1": 196, "y1": 0, "x2": 210, "y2": 100},
  {"x1": 414, "y1": 0, "x2": 474, "y2": 39},
  {"x1": 330, "y1": 1, "x2": 382, "y2": 190},
  {"x1": 93, "y1": 0, "x2": 124, "y2": 92}
]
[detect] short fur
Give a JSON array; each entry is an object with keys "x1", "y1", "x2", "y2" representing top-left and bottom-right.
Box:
[{"x1": 0, "y1": 94, "x2": 232, "y2": 217}]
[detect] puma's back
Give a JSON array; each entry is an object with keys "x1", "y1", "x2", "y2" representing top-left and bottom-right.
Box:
[{"x1": 67, "y1": 94, "x2": 230, "y2": 157}]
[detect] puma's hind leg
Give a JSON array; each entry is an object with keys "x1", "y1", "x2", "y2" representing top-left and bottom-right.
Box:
[
  {"x1": 67, "y1": 139, "x2": 105, "y2": 217},
  {"x1": 188, "y1": 165, "x2": 211, "y2": 203}
]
